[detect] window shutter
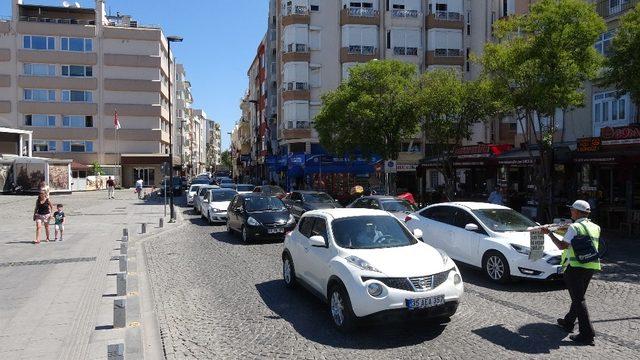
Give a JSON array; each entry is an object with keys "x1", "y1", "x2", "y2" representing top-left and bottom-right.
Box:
[
  {"x1": 48, "y1": 116, "x2": 56, "y2": 127},
  {"x1": 49, "y1": 141, "x2": 56, "y2": 152},
  {"x1": 86, "y1": 141, "x2": 93, "y2": 153},
  {"x1": 63, "y1": 141, "x2": 71, "y2": 152}
]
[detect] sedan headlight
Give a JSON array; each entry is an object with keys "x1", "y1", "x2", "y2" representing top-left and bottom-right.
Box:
[
  {"x1": 366, "y1": 282, "x2": 383, "y2": 297},
  {"x1": 345, "y1": 255, "x2": 381, "y2": 273},
  {"x1": 286, "y1": 214, "x2": 295, "y2": 224},
  {"x1": 436, "y1": 249, "x2": 451, "y2": 265},
  {"x1": 247, "y1": 217, "x2": 260, "y2": 226},
  {"x1": 511, "y1": 244, "x2": 531, "y2": 256}
]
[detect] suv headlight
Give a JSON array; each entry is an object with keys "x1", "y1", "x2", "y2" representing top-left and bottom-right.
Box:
[
  {"x1": 286, "y1": 214, "x2": 295, "y2": 224},
  {"x1": 247, "y1": 217, "x2": 260, "y2": 226},
  {"x1": 366, "y1": 282, "x2": 383, "y2": 297},
  {"x1": 345, "y1": 255, "x2": 381, "y2": 273},
  {"x1": 436, "y1": 249, "x2": 451, "y2": 265},
  {"x1": 511, "y1": 244, "x2": 531, "y2": 256}
]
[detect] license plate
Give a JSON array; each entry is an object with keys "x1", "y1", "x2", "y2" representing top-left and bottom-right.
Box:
[
  {"x1": 267, "y1": 228, "x2": 284, "y2": 234},
  {"x1": 406, "y1": 295, "x2": 445, "y2": 310}
]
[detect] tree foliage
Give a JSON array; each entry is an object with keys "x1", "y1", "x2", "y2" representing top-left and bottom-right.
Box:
[
  {"x1": 601, "y1": 3, "x2": 640, "y2": 117},
  {"x1": 221, "y1": 150, "x2": 232, "y2": 170},
  {"x1": 314, "y1": 60, "x2": 420, "y2": 160}
]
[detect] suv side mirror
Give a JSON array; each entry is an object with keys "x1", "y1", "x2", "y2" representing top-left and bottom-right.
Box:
[
  {"x1": 465, "y1": 223, "x2": 479, "y2": 232},
  {"x1": 412, "y1": 228, "x2": 423, "y2": 240},
  {"x1": 309, "y1": 235, "x2": 326, "y2": 248}
]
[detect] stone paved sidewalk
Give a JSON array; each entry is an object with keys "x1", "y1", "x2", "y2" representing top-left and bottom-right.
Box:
[{"x1": 0, "y1": 190, "x2": 173, "y2": 360}]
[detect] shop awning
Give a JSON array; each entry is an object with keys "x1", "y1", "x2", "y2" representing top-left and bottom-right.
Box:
[
  {"x1": 71, "y1": 161, "x2": 89, "y2": 170},
  {"x1": 497, "y1": 149, "x2": 539, "y2": 166}
]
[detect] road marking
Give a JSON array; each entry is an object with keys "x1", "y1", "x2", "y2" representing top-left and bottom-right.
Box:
[{"x1": 0, "y1": 257, "x2": 96, "y2": 267}]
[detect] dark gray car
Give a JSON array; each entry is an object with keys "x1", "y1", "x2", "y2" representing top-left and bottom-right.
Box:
[
  {"x1": 282, "y1": 191, "x2": 342, "y2": 220},
  {"x1": 347, "y1": 195, "x2": 417, "y2": 220}
]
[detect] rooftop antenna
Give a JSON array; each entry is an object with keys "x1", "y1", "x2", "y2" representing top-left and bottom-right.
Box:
[
  {"x1": 62, "y1": 1, "x2": 70, "y2": 7},
  {"x1": 74, "y1": 2, "x2": 81, "y2": 8}
]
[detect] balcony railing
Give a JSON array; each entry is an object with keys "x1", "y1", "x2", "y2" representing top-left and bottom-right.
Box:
[
  {"x1": 348, "y1": 7, "x2": 379, "y2": 17},
  {"x1": 430, "y1": 10, "x2": 462, "y2": 21},
  {"x1": 595, "y1": 0, "x2": 639, "y2": 18},
  {"x1": 283, "y1": 5, "x2": 309, "y2": 16},
  {"x1": 393, "y1": 47, "x2": 419, "y2": 56},
  {"x1": 19, "y1": 16, "x2": 95, "y2": 25},
  {"x1": 347, "y1": 45, "x2": 376, "y2": 55},
  {"x1": 284, "y1": 43, "x2": 309, "y2": 53},
  {"x1": 283, "y1": 82, "x2": 309, "y2": 91},
  {"x1": 434, "y1": 48, "x2": 462, "y2": 57},
  {"x1": 285, "y1": 121, "x2": 311, "y2": 129},
  {"x1": 391, "y1": 9, "x2": 421, "y2": 18}
]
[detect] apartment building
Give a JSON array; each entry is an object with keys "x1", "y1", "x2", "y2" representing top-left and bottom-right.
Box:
[
  {"x1": 0, "y1": 0, "x2": 178, "y2": 187},
  {"x1": 191, "y1": 109, "x2": 207, "y2": 174},
  {"x1": 175, "y1": 63, "x2": 194, "y2": 173},
  {"x1": 205, "y1": 119, "x2": 221, "y2": 170}
]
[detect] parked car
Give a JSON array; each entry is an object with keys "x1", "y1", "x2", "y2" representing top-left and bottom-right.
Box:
[
  {"x1": 190, "y1": 178, "x2": 210, "y2": 186},
  {"x1": 282, "y1": 191, "x2": 342, "y2": 221},
  {"x1": 235, "y1": 184, "x2": 255, "y2": 194},
  {"x1": 159, "y1": 176, "x2": 183, "y2": 195},
  {"x1": 282, "y1": 209, "x2": 464, "y2": 331},
  {"x1": 217, "y1": 177, "x2": 233, "y2": 185},
  {"x1": 219, "y1": 183, "x2": 236, "y2": 189},
  {"x1": 203, "y1": 188, "x2": 238, "y2": 224},
  {"x1": 404, "y1": 202, "x2": 563, "y2": 283},
  {"x1": 193, "y1": 185, "x2": 219, "y2": 214},
  {"x1": 347, "y1": 195, "x2": 417, "y2": 220},
  {"x1": 227, "y1": 193, "x2": 296, "y2": 242},
  {"x1": 186, "y1": 184, "x2": 202, "y2": 206},
  {"x1": 253, "y1": 185, "x2": 286, "y2": 199}
]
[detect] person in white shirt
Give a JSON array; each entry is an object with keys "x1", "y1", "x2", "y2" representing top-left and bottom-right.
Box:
[{"x1": 488, "y1": 186, "x2": 504, "y2": 205}]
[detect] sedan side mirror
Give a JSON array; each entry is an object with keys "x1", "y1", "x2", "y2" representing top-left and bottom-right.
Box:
[
  {"x1": 412, "y1": 228, "x2": 423, "y2": 240},
  {"x1": 309, "y1": 235, "x2": 326, "y2": 248},
  {"x1": 465, "y1": 223, "x2": 479, "y2": 232}
]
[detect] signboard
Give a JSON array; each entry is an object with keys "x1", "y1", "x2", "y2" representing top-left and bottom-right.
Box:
[
  {"x1": 498, "y1": 158, "x2": 535, "y2": 166},
  {"x1": 529, "y1": 230, "x2": 545, "y2": 261},
  {"x1": 397, "y1": 163, "x2": 418, "y2": 172},
  {"x1": 601, "y1": 125, "x2": 640, "y2": 145},
  {"x1": 577, "y1": 137, "x2": 601, "y2": 152},
  {"x1": 384, "y1": 160, "x2": 397, "y2": 173}
]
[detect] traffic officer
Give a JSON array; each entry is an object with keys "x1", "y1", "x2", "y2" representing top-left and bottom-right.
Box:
[{"x1": 542, "y1": 200, "x2": 600, "y2": 346}]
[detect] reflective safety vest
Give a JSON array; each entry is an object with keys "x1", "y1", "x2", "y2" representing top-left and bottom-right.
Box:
[{"x1": 561, "y1": 220, "x2": 601, "y2": 271}]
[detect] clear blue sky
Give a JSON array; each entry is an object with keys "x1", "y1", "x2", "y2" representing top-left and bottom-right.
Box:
[{"x1": 2, "y1": 0, "x2": 269, "y2": 150}]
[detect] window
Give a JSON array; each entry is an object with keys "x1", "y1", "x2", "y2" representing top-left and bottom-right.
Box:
[
  {"x1": 23, "y1": 35, "x2": 55, "y2": 50},
  {"x1": 33, "y1": 140, "x2": 56, "y2": 152},
  {"x1": 63, "y1": 115, "x2": 93, "y2": 128},
  {"x1": 62, "y1": 140, "x2": 93, "y2": 152},
  {"x1": 309, "y1": 29, "x2": 321, "y2": 50},
  {"x1": 62, "y1": 90, "x2": 92, "y2": 102},
  {"x1": 466, "y1": 48, "x2": 470, "y2": 72},
  {"x1": 61, "y1": 65, "x2": 92, "y2": 77},
  {"x1": 25, "y1": 114, "x2": 56, "y2": 127},
  {"x1": 134, "y1": 168, "x2": 155, "y2": 187},
  {"x1": 610, "y1": 0, "x2": 630, "y2": 15},
  {"x1": 391, "y1": 28, "x2": 421, "y2": 56},
  {"x1": 23, "y1": 63, "x2": 56, "y2": 76},
  {"x1": 23, "y1": 89, "x2": 56, "y2": 102},
  {"x1": 343, "y1": 25, "x2": 378, "y2": 54},
  {"x1": 453, "y1": 210, "x2": 480, "y2": 229},
  {"x1": 283, "y1": 101, "x2": 310, "y2": 129},
  {"x1": 430, "y1": 170, "x2": 440, "y2": 188},
  {"x1": 298, "y1": 217, "x2": 315, "y2": 238},
  {"x1": 593, "y1": 91, "x2": 629, "y2": 130},
  {"x1": 310, "y1": 0, "x2": 320, "y2": 11},
  {"x1": 401, "y1": 141, "x2": 421, "y2": 152},
  {"x1": 594, "y1": 31, "x2": 614, "y2": 57},
  {"x1": 419, "y1": 206, "x2": 456, "y2": 226},
  {"x1": 283, "y1": 24, "x2": 308, "y2": 52},
  {"x1": 311, "y1": 218, "x2": 328, "y2": 244},
  {"x1": 61, "y1": 37, "x2": 93, "y2": 52},
  {"x1": 310, "y1": 67, "x2": 321, "y2": 88},
  {"x1": 466, "y1": 11, "x2": 471, "y2": 35}
]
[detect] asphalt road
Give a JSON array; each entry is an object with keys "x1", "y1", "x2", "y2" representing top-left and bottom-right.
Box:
[{"x1": 143, "y1": 204, "x2": 640, "y2": 359}]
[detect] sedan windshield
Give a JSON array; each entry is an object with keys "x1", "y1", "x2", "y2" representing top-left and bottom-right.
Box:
[
  {"x1": 210, "y1": 190, "x2": 237, "y2": 202},
  {"x1": 472, "y1": 208, "x2": 537, "y2": 232},
  {"x1": 381, "y1": 200, "x2": 415, "y2": 212},
  {"x1": 332, "y1": 216, "x2": 417, "y2": 249},
  {"x1": 303, "y1": 193, "x2": 334, "y2": 203},
  {"x1": 189, "y1": 185, "x2": 201, "y2": 193},
  {"x1": 191, "y1": 179, "x2": 209, "y2": 185},
  {"x1": 245, "y1": 196, "x2": 286, "y2": 212},
  {"x1": 219, "y1": 183, "x2": 236, "y2": 189},
  {"x1": 237, "y1": 185, "x2": 255, "y2": 192},
  {"x1": 263, "y1": 186, "x2": 285, "y2": 195}
]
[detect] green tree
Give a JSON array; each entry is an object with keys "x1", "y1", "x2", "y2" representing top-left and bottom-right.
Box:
[
  {"x1": 221, "y1": 150, "x2": 232, "y2": 170},
  {"x1": 314, "y1": 60, "x2": 420, "y2": 161},
  {"x1": 417, "y1": 69, "x2": 502, "y2": 198},
  {"x1": 90, "y1": 161, "x2": 103, "y2": 176},
  {"x1": 601, "y1": 3, "x2": 640, "y2": 121},
  {"x1": 479, "y1": 0, "x2": 605, "y2": 221}
]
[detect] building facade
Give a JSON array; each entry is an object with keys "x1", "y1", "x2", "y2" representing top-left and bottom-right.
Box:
[{"x1": 205, "y1": 119, "x2": 221, "y2": 171}]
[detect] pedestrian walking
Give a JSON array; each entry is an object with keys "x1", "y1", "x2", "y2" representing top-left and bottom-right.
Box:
[
  {"x1": 487, "y1": 186, "x2": 504, "y2": 205},
  {"x1": 33, "y1": 192, "x2": 53, "y2": 244},
  {"x1": 106, "y1": 176, "x2": 116, "y2": 199},
  {"x1": 39, "y1": 180, "x2": 50, "y2": 199},
  {"x1": 53, "y1": 204, "x2": 65, "y2": 241},
  {"x1": 542, "y1": 200, "x2": 601, "y2": 346},
  {"x1": 135, "y1": 178, "x2": 144, "y2": 199}
]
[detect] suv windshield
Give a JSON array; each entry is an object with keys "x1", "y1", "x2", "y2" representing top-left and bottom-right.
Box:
[
  {"x1": 210, "y1": 190, "x2": 237, "y2": 202},
  {"x1": 219, "y1": 183, "x2": 236, "y2": 189},
  {"x1": 381, "y1": 199, "x2": 415, "y2": 212},
  {"x1": 189, "y1": 185, "x2": 201, "y2": 193},
  {"x1": 245, "y1": 196, "x2": 286, "y2": 212},
  {"x1": 332, "y1": 216, "x2": 417, "y2": 249},
  {"x1": 472, "y1": 208, "x2": 537, "y2": 232},
  {"x1": 303, "y1": 193, "x2": 334, "y2": 203}
]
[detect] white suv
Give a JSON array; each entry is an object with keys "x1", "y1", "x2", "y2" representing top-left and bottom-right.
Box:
[{"x1": 282, "y1": 209, "x2": 464, "y2": 331}]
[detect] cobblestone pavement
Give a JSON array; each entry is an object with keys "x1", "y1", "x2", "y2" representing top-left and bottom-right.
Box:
[{"x1": 144, "y1": 206, "x2": 640, "y2": 359}]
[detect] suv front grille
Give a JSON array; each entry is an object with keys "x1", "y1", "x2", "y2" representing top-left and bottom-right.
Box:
[{"x1": 362, "y1": 269, "x2": 452, "y2": 293}]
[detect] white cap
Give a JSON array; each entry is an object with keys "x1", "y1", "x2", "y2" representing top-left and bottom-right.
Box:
[{"x1": 568, "y1": 200, "x2": 591, "y2": 213}]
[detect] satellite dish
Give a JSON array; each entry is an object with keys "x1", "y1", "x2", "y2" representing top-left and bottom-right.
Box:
[
  {"x1": 62, "y1": 1, "x2": 70, "y2": 7},
  {"x1": 74, "y1": 2, "x2": 81, "y2": 8}
]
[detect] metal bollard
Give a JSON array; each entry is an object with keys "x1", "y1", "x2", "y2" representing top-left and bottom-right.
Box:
[
  {"x1": 117, "y1": 273, "x2": 127, "y2": 296},
  {"x1": 107, "y1": 343, "x2": 124, "y2": 360},
  {"x1": 113, "y1": 299, "x2": 126, "y2": 328},
  {"x1": 141, "y1": 223, "x2": 147, "y2": 234},
  {"x1": 159, "y1": 218, "x2": 164, "y2": 228},
  {"x1": 119, "y1": 255, "x2": 127, "y2": 272},
  {"x1": 120, "y1": 242, "x2": 128, "y2": 255},
  {"x1": 121, "y1": 235, "x2": 128, "y2": 243},
  {"x1": 122, "y1": 228, "x2": 128, "y2": 237}
]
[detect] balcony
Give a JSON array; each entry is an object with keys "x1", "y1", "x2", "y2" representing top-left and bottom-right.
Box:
[
  {"x1": 282, "y1": 43, "x2": 310, "y2": 62},
  {"x1": 426, "y1": 49, "x2": 464, "y2": 66},
  {"x1": 393, "y1": 46, "x2": 419, "y2": 56},
  {"x1": 426, "y1": 11, "x2": 464, "y2": 29},
  {"x1": 340, "y1": 7, "x2": 380, "y2": 25},
  {"x1": 595, "y1": 0, "x2": 639, "y2": 19},
  {"x1": 282, "y1": 5, "x2": 310, "y2": 26},
  {"x1": 281, "y1": 123, "x2": 312, "y2": 140},
  {"x1": 19, "y1": 16, "x2": 95, "y2": 25},
  {"x1": 391, "y1": 9, "x2": 421, "y2": 18},
  {"x1": 340, "y1": 46, "x2": 379, "y2": 63},
  {"x1": 282, "y1": 82, "x2": 310, "y2": 101}
]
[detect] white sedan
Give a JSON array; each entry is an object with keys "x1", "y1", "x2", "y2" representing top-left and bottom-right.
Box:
[
  {"x1": 405, "y1": 202, "x2": 563, "y2": 283},
  {"x1": 282, "y1": 209, "x2": 464, "y2": 331},
  {"x1": 203, "y1": 188, "x2": 237, "y2": 224},
  {"x1": 186, "y1": 184, "x2": 202, "y2": 206},
  {"x1": 193, "y1": 185, "x2": 219, "y2": 214}
]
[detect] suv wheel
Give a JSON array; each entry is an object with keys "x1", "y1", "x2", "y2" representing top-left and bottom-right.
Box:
[
  {"x1": 483, "y1": 251, "x2": 511, "y2": 283},
  {"x1": 226, "y1": 220, "x2": 233, "y2": 234},
  {"x1": 282, "y1": 255, "x2": 296, "y2": 288},
  {"x1": 241, "y1": 226, "x2": 251, "y2": 243},
  {"x1": 328, "y1": 285, "x2": 356, "y2": 332}
]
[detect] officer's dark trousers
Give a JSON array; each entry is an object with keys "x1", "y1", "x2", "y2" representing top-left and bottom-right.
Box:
[{"x1": 563, "y1": 265, "x2": 596, "y2": 339}]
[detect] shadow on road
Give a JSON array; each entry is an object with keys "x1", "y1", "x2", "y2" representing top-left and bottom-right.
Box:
[
  {"x1": 255, "y1": 279, "x2": 447, "y2": 350},
  {"x1": 456, "y1": 263, "x2": 565, "y2": 293},
  {"x1": 472, "y1": 323, "x2": 575, "y2": 354},
  {"x1": 210, "y1": 229, "x2": 284, "y2": 246}
]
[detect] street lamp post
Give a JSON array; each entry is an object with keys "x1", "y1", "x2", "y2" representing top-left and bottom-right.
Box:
[{"x1": 167, "y1": 35, "x2": 183, "y2": 223}]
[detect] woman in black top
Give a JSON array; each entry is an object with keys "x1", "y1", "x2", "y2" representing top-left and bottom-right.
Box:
[{"x1": 33, "y1": 192, "x2": 53, "y2": 244}]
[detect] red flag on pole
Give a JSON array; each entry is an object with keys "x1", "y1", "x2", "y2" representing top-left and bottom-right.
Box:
[{"x1": 114, "y1": 110, "x2": 121, "y2": 129}]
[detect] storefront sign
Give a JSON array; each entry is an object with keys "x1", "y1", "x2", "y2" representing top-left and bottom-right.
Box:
[
  {"x1": 573, "y1": 157, "x2": 617, "y2": 163},
  {"x1": 577, "y1": 137, "x2": 601, "y2": 152},
  {"x1": 498, "y1": 158, "x2": 535, "y2": 166},
  {"x1": 454, "y1": 161, "x2": 485, "y2": 167},
  {"x1": 288, "y1": 153, "x2": 305, "y2": 166},
  {"x1": 455, "y1": 144, "x2": 513, "y2": 158},
  {"x1": 601, "y1": 125, "x2": 640, "y2": 145},
  {"x1": 384, "y1": 160, "x2": 397, "y2": 173},
  {"x1": 397, "y1": 163, "x2": 418, "y2": 172}
]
